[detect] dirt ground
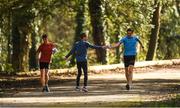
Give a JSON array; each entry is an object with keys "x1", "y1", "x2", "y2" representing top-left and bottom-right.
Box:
[{"x1": 0, "y1": 65, "x2": 180, "y2": 107}]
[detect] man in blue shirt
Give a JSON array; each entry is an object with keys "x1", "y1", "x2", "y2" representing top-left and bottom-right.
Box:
[
  {"x1": 108, "y1": 28, "x2": 144, "y2": 90},
  {"x1": 65, "y1": 33, "x2": 106, "y2": 92}
]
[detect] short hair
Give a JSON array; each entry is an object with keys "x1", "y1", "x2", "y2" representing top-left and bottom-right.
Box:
[
  {"x1": 42, "y1": 34, "x2": 48, "y2": 39},
  {"x1": 127, "y1": 28, "x2": 134, "y2": 33},
  {"x1": 80, "y1": 33, "x2": 87, "y2": 39}
]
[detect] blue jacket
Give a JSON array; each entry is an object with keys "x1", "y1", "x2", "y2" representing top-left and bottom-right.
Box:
[{"x1": 66, "y1": 40, "x2": 103, "y2": 62}]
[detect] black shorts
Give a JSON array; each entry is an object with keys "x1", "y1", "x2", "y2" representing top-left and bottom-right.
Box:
[
  {"x1": 39, "y1": 62, "x2": 50, "y2": 69},
  {"x1": 124, "y1": 55, "x2": 136, "y2": 67}
]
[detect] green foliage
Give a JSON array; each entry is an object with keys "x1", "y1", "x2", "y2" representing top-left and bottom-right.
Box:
[
  {"x1": 0, "y1": 0, "x2": 180, "y2": 73},
  {"x1": 157, "y1": 0, "x2": 180, "y2": 59},
  {"x1": 51, "y1": 52, "x2": 68, "y2": 69},
  {"x1": 0, "y1": 63, "x2": 14, "y2": 74},
  {"x1": 104, "y1": 0, "x2": 154, "y2": 62},
  {"x1": 51, "y1": 40, "x2": 70, "y2": 69}
]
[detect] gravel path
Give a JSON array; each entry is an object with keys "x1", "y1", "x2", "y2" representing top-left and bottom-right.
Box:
[{"x1": 0, "y1": 65, "x2": 180, "y2": 107}]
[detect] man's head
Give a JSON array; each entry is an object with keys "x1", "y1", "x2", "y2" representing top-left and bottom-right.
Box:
[
  {"x1": 127, "y1": 28, "x2": 134, "y2": 36},
  {"x1": 42, "y1": 34, "x2": 48, "y2": 43},
  {"x1": 80, "y1": 33, "x2": 88, "y2": 41}
]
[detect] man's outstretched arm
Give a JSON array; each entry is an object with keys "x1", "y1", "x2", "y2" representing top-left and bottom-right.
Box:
[
  {"x1": 137, "y1": 39, "x2": 144, "y2": 49},
  {"x1": 86, "y1": 42, "x2": 106, "y2": 49},
  {"x1": 108, "y1": 42, "x2": 121, "y2": 49},
  {"x1": 65, "y1": 45, "x2": 76, "y2": 59}
]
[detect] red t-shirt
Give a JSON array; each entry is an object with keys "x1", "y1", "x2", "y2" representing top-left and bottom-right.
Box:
[{"x1": 37, "y1": 43, "x2": 54, "y2": 63}]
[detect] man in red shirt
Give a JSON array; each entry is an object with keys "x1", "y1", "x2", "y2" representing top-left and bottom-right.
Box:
[{"x1": 37, "y1": 34, "x2": 55, "y2": 92}]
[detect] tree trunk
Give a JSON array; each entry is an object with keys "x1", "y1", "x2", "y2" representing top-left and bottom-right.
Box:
[
  {"x1": 176, "y1": 0, "x2": 180, "y2": 15},
  {"x1": 12, "y1": 2, "x2": 34, "y2": 72},
  {"x1": 29, "y1": 30, "x2": 38, "y2": 70},
  {"x1": 164, "y1": 37, "x2": 172, "y2": 59},
  {"x1": 146, "y1": 1, "x2": 161, "y2": 61},
  {"x1": 7, "y1": 7, "x2": 12, "y2": 64},
  {"x1": 115, "y1": 33, "x2": 120, "y2": 63},
  {"x1": 88, "y1": 0, "x2": 107, "y2": 64},
  {"x1": 11, "y1": 21, "x2": 31, "y2": 72},
  {"x1": 70, "y1": 0, "x2": 87, "y2": 66}
]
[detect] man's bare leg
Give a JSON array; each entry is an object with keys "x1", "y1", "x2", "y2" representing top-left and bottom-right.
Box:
[
  {"x1": 45, "y1": 69, "x2": 49, "y2": 85},
  {"x1": 125, "y1": 67, "x2": 131, "y2": 90},
  {"x1": 44, "y1": 69, "x2": 50, "y2": 92},
  {"x1": 128, "y1": 65, "x2": 134, "y2": 86},
  {"x1": 40, "y1": 69, "x2": 45, "y2": 87},
  {"x1": 40, "y1": 69, "x2": 47, "y2": 92},
  {"x1": 125, "y1": 67, "x2": 129, "y2": 85}
]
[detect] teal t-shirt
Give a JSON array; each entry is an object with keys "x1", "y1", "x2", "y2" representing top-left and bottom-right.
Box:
[{"x1": 119, "y1": 36, "x2": 139, "y2": 56}]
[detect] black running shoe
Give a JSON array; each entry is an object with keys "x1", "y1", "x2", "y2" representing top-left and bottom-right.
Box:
[
  {"x1": 42, "y1": 86, "x2": 46, "y2": 92},
  {"x1": 45, "y1": 85, "x2": 50, "y2": 92},
  {"x1": 126, "y1": 84, "x2": 130, "y2": 90}
]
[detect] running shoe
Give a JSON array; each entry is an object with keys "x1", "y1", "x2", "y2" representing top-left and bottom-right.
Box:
[
  {"x1": 126, "y1": 84, "x2": 130, "y2": 90},
  {"x1": 42, "y1": 86, "x2": 46, "y2": 92},
  {"x1": 75, "y1": 86, "x2": 81, "y2": 91},
  {"x1": 82, "y1": 86, "x2": 88, "y2": 92},
  {"x1": 45, "y1": 85, "x2": 50, "y2": 92}
]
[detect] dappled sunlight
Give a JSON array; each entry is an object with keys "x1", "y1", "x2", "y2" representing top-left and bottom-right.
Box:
[{"x1": 1, "y1": 66, "x2": 180, "y2": 107}]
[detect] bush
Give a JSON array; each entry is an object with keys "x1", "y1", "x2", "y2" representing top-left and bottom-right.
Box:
[
  {"x1": 0, "y1": 63, "x2": 14, "y2": 74},
  {"x1": 51, "y1": 44, "x2": 70, "y2": 69}
]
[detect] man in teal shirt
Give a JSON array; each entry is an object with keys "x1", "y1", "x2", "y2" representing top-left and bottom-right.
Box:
[{"x1": 108, "y1": 28, "x2": 144, "y2": 90}]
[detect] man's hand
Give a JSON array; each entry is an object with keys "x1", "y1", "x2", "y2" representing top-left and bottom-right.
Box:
[
  {"x1": 102, "y1": 46, "x2": 108, "y2": 49},
  {"x1": 106, "y1": 42, "x2": 120, "y2": 49},
  {"x1": 64, "y1": 57, "x2": 68, "y2": 61},
  {"x1": 52, "y1": 48, "x2": 58, "y2": 54},
  {"x1": 36, "y1": 52, "x2": 40, "y2": 61},
  {"x1": 141, "y1": 46, "x2": 145, "y2": 52},
  {"x1": 142, "y1": 46, "x2": 144, "y2": 49},
  {"x1": 104, "y1": 45, "x2": 112, "y2": 49},
  {"x1": 102, "y1": 45, "x2": 112, "y2": 49},
  {"x1": 107, "y1": 45, "x2": 112, "y2": 49}
]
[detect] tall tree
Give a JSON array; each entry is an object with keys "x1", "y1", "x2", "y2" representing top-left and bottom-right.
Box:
[
  {"x1": 88, "y1": 0, "x2": 107, "y2": 64},
  {"x1": 70, "y1": 0, "x2": 87, "y2": 66},
  {"x1": 146, "y1": 0, "x2": 162, "y2": 60},
  {"x1": 176, "y1": 0, "x2": 180, "y2": 15},
  {"x1": 7, "y1": 8, "x2": 12, "y2": 64},
  {"x1": 1, "y1": 1, "x2": 12, "y2": 64},
  {"x1": 29, "y1": 26, "x2": 38, "y2": 70},
  {"x1": 157, "y1": 0, "x2": 180, "y2": 59},
  {"x1": 11, "y1": 0, "x2": 35, "y2": 72},
  {"x1": 115, "y1": 32, "x2": 120, "y2": 63}
]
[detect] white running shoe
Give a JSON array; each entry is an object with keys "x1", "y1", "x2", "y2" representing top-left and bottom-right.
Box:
[
  {"x1": 75, "y1": 86, "x2": 81, "y2": 91},
  {"x1": 82, "y1": 86, "x2": 88, "y2": 92}
]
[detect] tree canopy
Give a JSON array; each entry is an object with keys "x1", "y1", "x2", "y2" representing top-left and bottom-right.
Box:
[{"x1": 0, "y1": 0, "x2": 179, "y2": 73}]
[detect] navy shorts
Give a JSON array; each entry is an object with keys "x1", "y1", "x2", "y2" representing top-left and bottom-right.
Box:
[
  {"x1": 39, "y1": 62, "x2": 50, "y2": 69},
  {"x1": 124, "y1": 55, "x2": 136, "y2": 67}
]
